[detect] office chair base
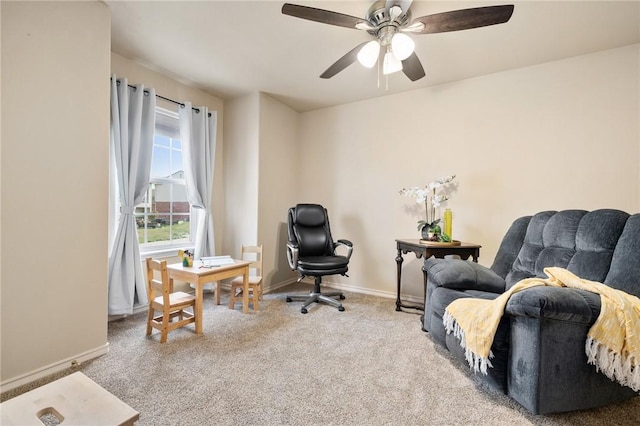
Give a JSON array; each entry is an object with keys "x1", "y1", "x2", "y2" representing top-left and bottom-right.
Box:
[{"x1": 286, "y1": 291, "x2": 345, "y2": 314}]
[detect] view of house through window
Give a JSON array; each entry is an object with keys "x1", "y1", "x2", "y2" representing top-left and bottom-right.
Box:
[{"x1": 136, "y1": 107, "x2": 193, "y2": 250}]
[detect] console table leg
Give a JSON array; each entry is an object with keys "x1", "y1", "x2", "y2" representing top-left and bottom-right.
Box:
[{"x1": 395, "y1": 249, "x2": 403, "y2": 311}]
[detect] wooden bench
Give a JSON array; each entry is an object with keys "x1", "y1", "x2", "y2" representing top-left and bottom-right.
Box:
[{"x1": 1, "y1": 372, "x2": 139, "y2": 425}]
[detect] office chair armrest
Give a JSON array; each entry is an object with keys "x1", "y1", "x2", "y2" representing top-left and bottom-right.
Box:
[
  {"x1": 286, "y1": 241, "x2": 299, "y2": 270},
  {"x1": 334, "y1": 239, "x2": 353, "y2": 261}
]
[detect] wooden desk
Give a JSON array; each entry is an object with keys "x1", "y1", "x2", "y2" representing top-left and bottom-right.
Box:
[
  {"x1": 0, "y1": 372, "x2": 139, "y2": 425},
  {"x1": 395, "y1": 239, "x2": 481, "y2": 312},
  {"x1": 167, "y1": 260, "x2": 252, "y2": 333}
]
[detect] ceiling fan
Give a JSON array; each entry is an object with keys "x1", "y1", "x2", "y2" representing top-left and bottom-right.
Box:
[{"x1": 282, "y1": 0, "x2": 514, "y2": 81}]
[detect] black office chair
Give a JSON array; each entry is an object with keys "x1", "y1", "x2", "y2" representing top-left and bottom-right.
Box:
[{"x1": 285, "y1": 204, "x2": 353, "y2": 314}]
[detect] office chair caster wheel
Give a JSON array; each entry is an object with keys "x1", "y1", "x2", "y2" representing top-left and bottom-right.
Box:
[
  {"x1": 286, "y1": 297, "x2": 292, "y2": 302},
  {"x1": 301, "y1": 307, "x2": 308, "y2": 314},
  {"x1": 338, "y1": 306, "x2": 345, "y2": 312},
  {"x1": 339, "y1": 295, "x2": 346, "y2": 300}
]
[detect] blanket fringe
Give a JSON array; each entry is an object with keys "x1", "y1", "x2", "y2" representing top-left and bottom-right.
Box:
[
  {"x1": 586, "y1": 337, "x2": 640, "y2": 392},
  {"x1": 443, "y1": 310, "x2": 493, "y2": 375}
]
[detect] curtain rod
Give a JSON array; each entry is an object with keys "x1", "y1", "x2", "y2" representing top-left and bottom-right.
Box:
[{"x1": 113, "y1": 78, "x2": 211, "y2": 117}]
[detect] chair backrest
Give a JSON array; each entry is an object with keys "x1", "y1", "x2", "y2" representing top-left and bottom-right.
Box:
[
  {"x1": 241, "y1": 245, "x2": 263, "y2": 277},
  {"x1": 288, "y1": 204, "x2": 335, "y2": 257},
  {"x1": 146, "y1": 258, "x2": 170, "y2": 304}
]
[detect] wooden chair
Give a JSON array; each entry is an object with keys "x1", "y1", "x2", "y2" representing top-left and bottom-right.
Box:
[
  {"x1": 228, "y1": 245, "x2": 263, "y2": 311},
  {"x1": 146, "y1": 258, "x2": 198, "y2": 343}
]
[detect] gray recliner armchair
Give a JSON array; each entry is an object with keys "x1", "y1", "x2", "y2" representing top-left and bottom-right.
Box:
[
  {"x1": 423, "y1": 209, "x2": 640, "y2": 414},
  {"x1": 285, "y1": 204, "x2": 353, "y2": 314}
]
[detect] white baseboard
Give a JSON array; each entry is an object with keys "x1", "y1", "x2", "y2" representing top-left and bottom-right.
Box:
[
  {"x1": 0, "y1": 343, "x2": 110, "y2": 393},
  {"x1": 263, "y1": 277, "x2": 300, "y2": 294},
  {"x1": 267, "y1": 277, "x2": 423, "y2": 305}
]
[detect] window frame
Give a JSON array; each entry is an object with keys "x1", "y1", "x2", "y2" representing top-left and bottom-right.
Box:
[{"x1": 137, "y1": 107, "x2": 195, "y2": 256}]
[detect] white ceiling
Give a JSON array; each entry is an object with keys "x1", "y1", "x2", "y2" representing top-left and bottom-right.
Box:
[{"x1": 108, "y1": 1, "x2": 640, "y2": 112}]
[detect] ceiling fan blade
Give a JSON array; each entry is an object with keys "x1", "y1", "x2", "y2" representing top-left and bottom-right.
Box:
[
  {"x1": 282, "y1": 3, "x2": 366, "y2": 29},
  {"x1": 320, "y1": 42, "x2": 369, "y2": 79},
  {"x1": 401, "y1": 52, "x2": 425, "y2": 81},
  {"x1": 412, "y1": 5, "x2": 514, "y2": 34}
]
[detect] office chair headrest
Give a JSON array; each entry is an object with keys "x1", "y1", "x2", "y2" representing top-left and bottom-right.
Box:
[{"x1": 294, "y1": 204, "x2": 326, "y2": 227}]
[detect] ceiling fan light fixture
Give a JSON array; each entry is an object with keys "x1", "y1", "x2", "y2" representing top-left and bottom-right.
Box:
[
  {"x1": 281, "y1": 1, "x2": 515, "y2": 82},
  {"x1": 357, "y1": 40, "x2": 380, "y2": 68},
  {"x1": 389, "y1": 5, "x2": 402, "y2": 22},
  {"x1": 391, "y1": 33, "x2": 415, "y2": 60},
  {"x1": 382, "y1": 50, "x2": 403, "y2": 75}
]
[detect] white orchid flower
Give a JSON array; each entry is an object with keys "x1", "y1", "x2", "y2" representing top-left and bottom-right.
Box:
[
  {"x1": 400, "y1": 175, "x2": 456, "y2": 237},
  {"x1": 432, "y1": 195, "x2": 449, "y2": 207},
  {"x1": 437, "y1": 174, "x2": 456, "y2": 184}
]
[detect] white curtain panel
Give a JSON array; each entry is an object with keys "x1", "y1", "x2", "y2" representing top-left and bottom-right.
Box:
[
  {"x1": 108, "y1": 75, "x2": 155, "y2": 315},
  {"x1": 179, "y1": 103, "x2": 217, "y2": 259}
]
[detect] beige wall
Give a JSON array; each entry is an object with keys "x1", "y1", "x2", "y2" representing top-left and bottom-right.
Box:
[
  {"x1": 223, "y1": 93, "x2": 260, "y2": 256},
  {"x1": 257, "y1": 93, "x2": 300, "y2": 288},
  {"x1": 1, "y1": 1, "x2": 111, "y2": 388},
  {"x1": 296, "y1": 45, "x2": 640, "y2": 300},
  {"x1": 223, "y1": 93, "x2": 299, "y2": 289}
]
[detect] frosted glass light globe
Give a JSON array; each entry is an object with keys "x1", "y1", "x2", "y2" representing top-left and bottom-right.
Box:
[
  {"x1": 391, "y1": 33, "x2": 415, "y2": 61},
  {"x1": 357, "y1": 40, "x2": 380, "y2": 68},
  {"x1": 383, "y1": 51, "x2": 403, "y2": 75}
]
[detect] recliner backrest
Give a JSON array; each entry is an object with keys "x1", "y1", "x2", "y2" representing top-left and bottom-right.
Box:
[
  {"x1": 490, "y1": 215, "x2": 531, "y2": 280},
  {"x1": 289, "y1": 204, "x2": 335, "y2": 257},
  {"x1": 504, "y1": 210, "x2": 558, "y2": 288},
  {"x1": 604, "y1": 213, "x2": 640, "y2": 297},
  {"x1": 501, "y1": 209, "x2": 630, "y2": 290},
  {"x1": 568, "y1": 209, "x2": 628, "y2": 282}
]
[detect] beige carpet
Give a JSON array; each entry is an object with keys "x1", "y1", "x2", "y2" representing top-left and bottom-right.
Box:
[{"x1": 3, "y1": 283, "x2": 639, "y2": 425}]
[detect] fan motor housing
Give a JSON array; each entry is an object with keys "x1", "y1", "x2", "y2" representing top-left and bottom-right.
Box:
[{"x1": 366, "y1": 1, "x2": 411, "y2": 29}]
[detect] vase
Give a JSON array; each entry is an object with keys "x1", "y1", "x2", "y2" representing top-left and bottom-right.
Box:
[{"x1": 421, "y1": 228, "x2": 432, "y2": 240}]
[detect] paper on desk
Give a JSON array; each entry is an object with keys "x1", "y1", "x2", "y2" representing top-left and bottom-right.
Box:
[{"x1": 200, "y1": 255, "x2": 235, "y2": 267}]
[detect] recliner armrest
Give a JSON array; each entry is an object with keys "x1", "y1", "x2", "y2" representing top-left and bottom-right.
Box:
[
  {"x1": 286, "y1": 241, "x2": 299, "y2": 270},
  {"x1": 424, "y1": 258, "x2": 506, "y2": 294},
  {"x1": 334, "y1": 239, "x2": 353, "y2": 261},
  {"x1": 505, "y1": 287, "x2": 601, "y2": 324}
]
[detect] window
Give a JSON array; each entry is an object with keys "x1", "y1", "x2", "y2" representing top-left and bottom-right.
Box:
[{"x1": 136, "y1": 107, "x2": 193, "y2": 251}]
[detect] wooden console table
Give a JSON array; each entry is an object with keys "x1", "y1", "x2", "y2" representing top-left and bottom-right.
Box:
[{"x1": 395, "y1": 239, "x2": 481, "y2": 312}]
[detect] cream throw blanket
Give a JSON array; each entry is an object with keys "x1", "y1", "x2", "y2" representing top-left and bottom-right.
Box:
[{"x1": 443, "y1": 267, "x2": 640, "y2": 391}]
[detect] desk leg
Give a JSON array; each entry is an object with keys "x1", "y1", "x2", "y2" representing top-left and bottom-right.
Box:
[
  {"x1": 195, "y1": 282, "x2": 203, "y2": 334},
  {"x1": 395, "y1": 249, "x2": 403, "y2": 311},
  {"x1": 242, "y1": 266, "x2": 249, "y2": 314}
]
